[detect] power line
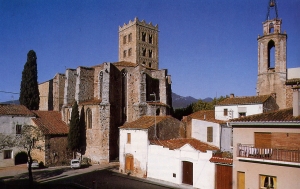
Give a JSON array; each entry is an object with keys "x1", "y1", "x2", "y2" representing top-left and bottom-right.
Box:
[{"x1": 0, "y1": 90, "x2": 19, "y2": 94}]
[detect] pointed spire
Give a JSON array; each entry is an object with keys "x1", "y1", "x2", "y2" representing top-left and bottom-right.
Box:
[{"x1": 266, "y1": 0, "x2": 278, "y2": 20}]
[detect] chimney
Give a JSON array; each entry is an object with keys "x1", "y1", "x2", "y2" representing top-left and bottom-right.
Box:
[
  {"x1": 230, "y1": 93, "x2": 235, "y2": 98},
  {"x1": 293, "y1": 86, "x2": 300, "y2": 117}
]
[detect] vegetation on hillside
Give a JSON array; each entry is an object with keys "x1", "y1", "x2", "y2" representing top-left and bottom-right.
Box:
[{"x1": 173, "y1": 95, "x2": 228, "y2": 120}]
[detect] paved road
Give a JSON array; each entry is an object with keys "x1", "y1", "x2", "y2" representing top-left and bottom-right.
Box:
[{"x1": 0, "y1": 163, "x2": 190, "y2": 189}]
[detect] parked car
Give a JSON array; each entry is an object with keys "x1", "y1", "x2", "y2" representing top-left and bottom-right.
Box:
[
  {"x1": 27, "y1": 159, "x2": 39, "y2": 169},
  {"x1": 70, "y1": 159, "x2": 81, "y2": 169}
]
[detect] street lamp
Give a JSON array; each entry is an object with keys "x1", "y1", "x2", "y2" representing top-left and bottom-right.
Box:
[{"x1": 150, "y1": 92, "x2": 156, "y2": 138}]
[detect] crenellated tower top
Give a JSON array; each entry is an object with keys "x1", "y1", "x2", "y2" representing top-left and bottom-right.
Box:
[{"x1": 118, "y1": 17, "x2": 159, "y2": 69}]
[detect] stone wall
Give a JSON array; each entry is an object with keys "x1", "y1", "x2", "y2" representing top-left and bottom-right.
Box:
[
  {"x1": 44, "y1": 135, "x2": 72, "y2": 166},
  {"x1": 38, "y1": 80, "x2": 52, "y2": 111},
  {"x1": 53, "y1": 73, "x2": 65, "y2": 111},
  {"x1": 76, "y1": 67, "x2": 94, "y2": 103},
  {"x1": 64, "y1": 69, "x2": 77, "y2": 105}
]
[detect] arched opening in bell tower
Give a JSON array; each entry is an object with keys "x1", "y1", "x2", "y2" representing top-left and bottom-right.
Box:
[
  {"x1": 268, "y1": 40, "x2": 275, "y2": 69},
  {"x1": 269, "y1": 23, "x2": 274, "y2": 33}
]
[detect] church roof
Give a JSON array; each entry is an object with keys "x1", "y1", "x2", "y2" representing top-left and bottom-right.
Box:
[
  {"x1": 0, "y1": 104, "x2": 35, "y2": 117},
  {"x1": 230, "y1": 108, "x2": 300, "y2": 123},
  {"x1": 150, "y1": 138, "x2": 219, "y2": 152},
  {"x1": 217, "y1": 95, "x2": 271, "y2": 106},
  {"x1": 32, "y1": 111, "x2": 69, "y2": 135},
  {"x1": 113, "y1": 61, "x2": 137, "y2": 67},
  {"x1": 119, "y1": 115, "x2": 172, "y2": 129},
  {"x1": 187, "y1": 110, "x2": 225, "y2": 124},
  {"x1": 285, "y1": 78, "x2": 300, "y2": 85}
]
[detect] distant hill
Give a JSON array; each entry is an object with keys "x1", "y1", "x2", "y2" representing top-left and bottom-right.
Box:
[
  {"x1": 172, "y1": 92, "x2": 213, "y2": 109},
  {"x1": 0, "y1": 100, "x2": 20, "y2": 105}
]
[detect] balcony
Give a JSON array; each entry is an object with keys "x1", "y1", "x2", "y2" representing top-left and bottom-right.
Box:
[{"x1": 237, "y1": 144, "x2": 300, "y2": 164}]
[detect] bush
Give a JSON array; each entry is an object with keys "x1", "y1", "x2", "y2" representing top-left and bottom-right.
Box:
[
  {"x1": 82, "y1": 157, "x2": 91, "y2": 165},
  {"x1": 39, "y1": 161, "x2": 45, "y2": 168}
]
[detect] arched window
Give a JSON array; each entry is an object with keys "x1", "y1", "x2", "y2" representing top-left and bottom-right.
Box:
[
  {"x1": 149, "y1": 50, "x2": 152, "y2": 58},
  {"x1": 269, "y1": 23, "x2": 274, "y2": 33},
  {"x1": 142, "y1": 32, "x2": 146, "y2": 42},
  {"x1": 142, "y1": 48, "x2": 146, "y2": 56},
  {"x1": 86, "y1": 108, "x2": 92, "y2": 129},
  {"x1": 268, "y1": 40, "x2": 275, "y2": 69},
  {"x1": 149, "y1": 34, "x2": 153, "y2": 43}
]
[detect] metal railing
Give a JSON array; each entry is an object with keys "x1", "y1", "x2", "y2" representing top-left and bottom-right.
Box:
[{"x1": 237, "y1": 144, "x2": 300, "y2": 163}]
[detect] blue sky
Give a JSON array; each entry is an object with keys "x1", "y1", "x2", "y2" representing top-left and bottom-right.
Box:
[{"x1": 0, "y1": 0, "x2": 299, "y2": 102}]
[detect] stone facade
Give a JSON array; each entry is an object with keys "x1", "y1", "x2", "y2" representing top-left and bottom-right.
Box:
[{"x1": 39, "y1": 18, "x2": 172, "y2": 164}]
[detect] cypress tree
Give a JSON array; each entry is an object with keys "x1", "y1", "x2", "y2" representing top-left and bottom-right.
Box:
[
  {"x1": 68, "y1": 101, "x2": 80, "y2": 157},
  {"x1": 19, "y1": 50, "x2": 40, "y2": 110},
  {"x1": 79, "y1": 106, "x2": 86, "y2": 155}
]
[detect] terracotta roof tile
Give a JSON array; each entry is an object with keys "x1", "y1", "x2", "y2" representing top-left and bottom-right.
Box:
[
  {"x1": 119, "y1": 116, "x2": 171, "y2": 129},
  {"x1": 188, "y1": 110, "x2": 225, "y2": 124},
  {"x1": 231, "y1": 108, "x2": 300, "y2": 122},
  {"x1": 147, "y1": 101, "x2": 169, "y2": 107},
  {"x1": 209, "y1": 157, "x2": 233, "y2": 165},
  {"x1": 32, "y1": 111, "x2": 69, "y2": 135},
  {"x1": 217, "y1": 95, "x2": 271, "y2": 106},
  {"x1": 285, "y1": 78, "x2": 300, "y2": 85},
  {"x1": 0, "y1": 104, "x2": 35, "y2": 117},
  {"x1": 150, "y1": 138, "x2": 219, "y2": 152},
  {"x1": 113, "y1": 61, "x2": 137, "y2": 67},
  {"x1": 79, "y1": 99, "x2": 102, "y2": 105}
]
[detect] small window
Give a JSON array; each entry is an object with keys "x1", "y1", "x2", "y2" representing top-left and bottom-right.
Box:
[
  {"x1": 207, "y1": 127, "x2": 213, "y2": 142},
  {"x1": 16, "y1": 125, "x2": 22, "y2": 134},
  {"x1": 142, "y1": 32, "x2": 146, "y2": 42},
  {"x1": 224, "y1": 109, "x2": 228, "y2": 116},
  {"x1": 3, "y1": 150, "x2": 12, "y2": 159},
  {"x1": 123, "y1": 50, "x2": 127, "y2": 58},
  {"x1": 86, "y1": 108, "x2": 92, "y2": 129},
  {"x1": 123, "y1": 36, "x2": 127, "y2": 44},
  {"x1": 239, "y1": 112, "x2": 246, "y2": 117},
  {"x1": 149, "y1": 63, "x2": 152, "y2": 68},
  {"x1": 128, "y1": 48, "x2": 132, "y2": 56},
  {"x1": 127, "y1": 133, "x2": 131, "y2": 144},
  {"x1": 149, "y1": 50, "x2": 152, "y2": 58},
  {"x1": 260, "y1": 175, "x2": 276, "y2": 189},
  {"x1": 128, "y1": 33, "x2": 132, "y2": 42},
  {"x1": 142, "y1": 48, "x2": 146, "y2": 56},
  {"x1": 149, "y1": 34, "x2": 153, "y2": 43}
]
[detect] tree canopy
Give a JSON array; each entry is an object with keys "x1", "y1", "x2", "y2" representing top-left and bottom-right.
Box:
[
  {"x1": 19, "y1": 50, "x2": 40, "y2": 110},
  {"x1": 68, "y1": 101, "x2": 80, "y2": 156}
]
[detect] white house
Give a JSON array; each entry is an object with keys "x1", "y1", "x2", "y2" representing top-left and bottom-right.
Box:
[
  {"x1": 184, "y1": 110, "x2": 232, "y2": 152},
  {"x1": 0, "y1": 104, "x2": 35, "y2": 167},
  {"x1": 148, "y1": 138, "x2": 218, "y2": 189},
  {"x1": 215, "y1": 94, "x2": 278, "y2": 121},
  {"x1": 119, "y1": 115, "x2": 220, "y2": 188}
]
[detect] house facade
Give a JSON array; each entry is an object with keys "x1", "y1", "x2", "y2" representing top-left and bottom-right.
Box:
[
  {"x1": 230, "y1": 87, "x2": 300, "y2": 189},
  {"x1": 215, "y1": 94, "x2": 278, "y2": 121},
  {"x1": 38, "y1": 18, "x2": 173, "y2": 164},
  {"x1": 0, "y1": 104, "x2": 35, "y2": 167}
]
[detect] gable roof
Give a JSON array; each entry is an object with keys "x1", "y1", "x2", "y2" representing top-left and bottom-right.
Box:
[
  {"x1": 0, "y1": 104, "x2": 35, "y2": 117},
  {"x1": 188, "y1": 110, "x2": 224, "y2": 124},
  {"x1": 119, "y1": 116, "x2": 172, "y2": 129},
  {"x1": 230, "y1": 108, "x2": 300, "y2": 123},
  {"x1": 150, "y1": 138, "x2": 219, "y2": 152},
  {"x1": 113, "y1": 61, "x2": 137, "y2": 67},
  {"x1": 216, "y1": 95, "x2": 271, "y2": 106},
  {"x1": 32, "y1": 111, "x2": 69, "y2": 135}
]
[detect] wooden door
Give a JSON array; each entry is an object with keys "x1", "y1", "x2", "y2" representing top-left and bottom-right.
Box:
[
  {"x1": 237, "y1": 171, "x2": 245, "y2": 189},
  {"x1": 125, "y1": 155, "x2": 134, "y2": 172},
  {"x1": 216, "y1": 164, "x2": 232, "y2": 189},
  {"x1": 182, "y1": 161, "x2": 193, "y2": 185}
]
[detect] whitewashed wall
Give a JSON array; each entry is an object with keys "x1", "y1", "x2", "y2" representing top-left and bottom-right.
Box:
[
  {"x1": 119, "y1": 129, "x2": 149, "y2": 177},
  {"x1": 191, "y1": 119, "x2": 220, "y2": 148},
  {"x1": 215, "y1": 104, "x2": 263, "y2": 121},
  {"x1": 148, "y1": 144, "x2": 215, "y2": 189},
  {"x1": 0, "y1": 115, "x2": 33, "y2": 167}
]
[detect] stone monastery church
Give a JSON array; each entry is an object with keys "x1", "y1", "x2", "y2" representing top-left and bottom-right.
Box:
[{"x1": 39, "y1": 17, "x2": 172, "y2": 163}]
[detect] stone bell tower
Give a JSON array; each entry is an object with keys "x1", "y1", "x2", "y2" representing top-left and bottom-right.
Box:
[
  {"x1": 256, "y1": 0, "x2": 287, "y2": 109},
  {"x1": 119, "y1": 17, "x2": 159, "y2": 70}
]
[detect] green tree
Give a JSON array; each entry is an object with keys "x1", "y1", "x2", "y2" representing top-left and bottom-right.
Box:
[
  {"x1": 15, "y1": 125, "x2": 44, "y2": 186},
  {"x1": 19, "y1": 50, "x2": 40, "y2": 110},
  {"x1": 68, "y1": 101, "x2": 80, "y2": 158},
  {"x1": 79, "y1": 106, "x2": 86, "y2": 156}
]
